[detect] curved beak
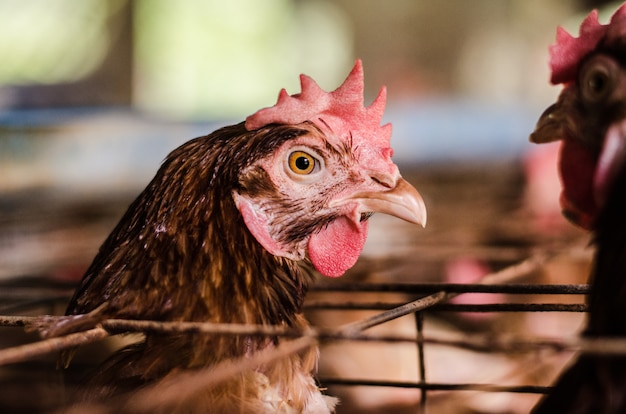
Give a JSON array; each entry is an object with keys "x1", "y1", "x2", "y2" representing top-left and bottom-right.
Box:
[
  {"x1": 334, "y1": 177, "x2": 427, "y2": 227},
  {"x1": 529, "y1": 103, "x2": 565, "y2": 144}
]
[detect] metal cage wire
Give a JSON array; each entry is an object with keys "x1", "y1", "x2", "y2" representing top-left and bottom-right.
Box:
[
  {"x1": 0, "y1": 246, "x2": 604, "y2": 413},
  {"x1": 0, "y1": 163, "x2": 600, "y2": 413}
]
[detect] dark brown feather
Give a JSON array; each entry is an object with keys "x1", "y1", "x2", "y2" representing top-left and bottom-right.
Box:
[
  {"x1": 532, "y1": 161, "x2": 626, "y2": 414},
  {"x1": 531, "y1": 13, "x2": 626, "y2": 410}
]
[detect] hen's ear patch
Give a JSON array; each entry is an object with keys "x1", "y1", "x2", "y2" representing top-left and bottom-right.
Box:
[{"x1": 233, "y1": 191, "x2": 299, "y2": 260}]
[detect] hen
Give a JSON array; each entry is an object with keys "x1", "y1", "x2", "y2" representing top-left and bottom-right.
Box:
[
  {"x1": 43, "y1": 61, "x2": 427, "y2": 413},
  {"x1": 530, "y1": 4, "x2": 626, "y2": 413}
]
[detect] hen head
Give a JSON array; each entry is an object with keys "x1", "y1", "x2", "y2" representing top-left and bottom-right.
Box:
[
  {"x1": 531, "y1": 4, "x2": 626, "y2": 229},
  {"x1": 234, "y1": 60, "x2": 426, "y2": 277}
]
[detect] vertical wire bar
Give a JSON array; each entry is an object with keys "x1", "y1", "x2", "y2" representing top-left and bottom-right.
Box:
[{"x1": 415, "y1": 311, "x2": 427, "y2": 412}]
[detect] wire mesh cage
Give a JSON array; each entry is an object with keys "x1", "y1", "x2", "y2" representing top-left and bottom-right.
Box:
[{"x1": 0, "y1": 164, "x2": 597, "y2": 413}]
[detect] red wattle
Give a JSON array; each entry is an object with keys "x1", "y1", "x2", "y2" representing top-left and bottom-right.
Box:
[
  {"x1": 559, "y1": 138, "x2": 597, "y2": 229},
  {"x1": 307, "y1": 217, "x2": 368, "y2": 278}
]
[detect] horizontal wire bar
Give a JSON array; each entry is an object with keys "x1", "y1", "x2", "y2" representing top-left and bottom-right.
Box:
[
  {"x1": 0, "y1": 315, "x2": 38, "y2": 327},
  {"x1": 311, "y1": 282, "x2": 590, "y2": 295},
  {"x1": 305, "y1": 302, "x2": 588, "y2": 312},
  {"x1": 5, "y1": 315, "x2": 625, "y2": 356},
  {"x1": 0, "y1": 281, "x2": 591, "y2": 298},
  {"x1": 429, "y1": 303, "x2": 587, "y2": 312},
  {"x1": 312, "y1": 255, "x2": 552, "y2": 339},
  {"x1": 0, "y1": 327, "x2": 108, "y2": 365},
  {"x1": 318, "y1": 378, "x2": 551, "y2": 394}
]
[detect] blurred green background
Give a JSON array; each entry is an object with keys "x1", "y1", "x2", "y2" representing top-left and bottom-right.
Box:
[
  {"x1": 2, "y1": 0, "x2": 612, "y2": 117},
  {"x1": 0, "y1": 0, "x2": 618, "y2": 192}
]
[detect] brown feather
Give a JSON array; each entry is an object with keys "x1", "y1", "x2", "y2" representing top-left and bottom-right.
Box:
[{"x1": 44, "y1": 123, "x2": 325, "y2": 407}]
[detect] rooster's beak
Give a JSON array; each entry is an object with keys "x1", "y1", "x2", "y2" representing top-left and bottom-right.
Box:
[{"x1": 334, "y1": 177, "x2": 427, "y2": 227}]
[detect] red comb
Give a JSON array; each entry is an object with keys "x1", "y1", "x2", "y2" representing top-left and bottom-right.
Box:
[
  {"x1": 245, "y1": 60, "x2": 392, "y2": 152},
  {"x1": 550, "y1": 4, "x2": 626, "y2": 84}
]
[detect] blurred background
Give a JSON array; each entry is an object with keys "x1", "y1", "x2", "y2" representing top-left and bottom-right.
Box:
[
  {"x1": 0, "y1": 1, "x2": 620, "y2": 413},
  {"x1": 0, "y1": 0, "x2": 616, "y2": 194}
]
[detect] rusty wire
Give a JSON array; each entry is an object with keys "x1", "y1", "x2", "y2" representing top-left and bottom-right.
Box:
[{"x1": 0, "y1": 250, "x2": 604, "y2": 412}]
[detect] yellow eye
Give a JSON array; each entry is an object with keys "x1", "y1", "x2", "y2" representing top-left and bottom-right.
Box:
[{"x1": 288, "y1": 151, "x2": 316, "y2": 175}]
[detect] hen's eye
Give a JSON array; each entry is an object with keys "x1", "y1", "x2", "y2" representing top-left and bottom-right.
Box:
[
  {"x1": 584, "y1": 69, "x2": 611, "y2": 100},
  {"x1": 288, "y1": 151, "x2": 317, "y2": 175},
  {"x1": 580, "y1": 55, "x2": 618, "y2": 103},
  {"x1": 587, "y1": 71, "x2": 608, "y2": 95}
]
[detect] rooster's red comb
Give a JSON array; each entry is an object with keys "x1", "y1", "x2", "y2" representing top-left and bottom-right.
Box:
[
  {"x1": 550, "y1": 4, "x2": 626, "y2": 84},
  {"x1": 245, "y1": 60, "x2": 392, "y2": 151}
]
